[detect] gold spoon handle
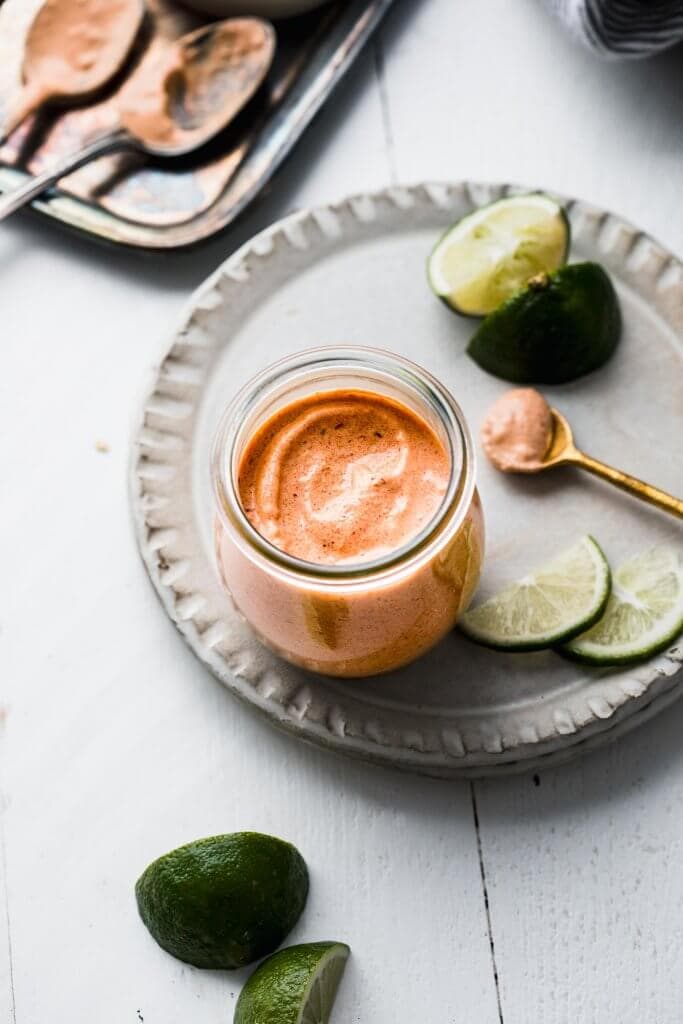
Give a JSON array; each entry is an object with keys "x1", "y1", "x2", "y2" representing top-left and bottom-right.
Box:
[{"x1": 570, "y1": 449, "x2": 683, "y2": 519}]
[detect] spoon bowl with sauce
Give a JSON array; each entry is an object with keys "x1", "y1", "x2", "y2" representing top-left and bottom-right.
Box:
[
  {"x1": 481, "y1": 388, "x2": 683, "y2": 519},
  {"x1": 1, "y1": 0, "x2": 146, "y2": 142},
  {"x1": 0, "y1": 17, "x2": 276, "y2": 221}
]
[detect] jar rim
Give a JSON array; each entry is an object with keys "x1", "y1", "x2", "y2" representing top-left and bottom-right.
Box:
[{"x1": 211, "y1": 346, "x2": 476, "y2": 583}]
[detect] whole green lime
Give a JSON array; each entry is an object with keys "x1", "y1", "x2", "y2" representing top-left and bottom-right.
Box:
[
  {"x1": 467, "y1": 261, "x2": 621, "y2": 384},
  {"x1": 135, "y1": 832, "x2": 308, "y2": 969}
]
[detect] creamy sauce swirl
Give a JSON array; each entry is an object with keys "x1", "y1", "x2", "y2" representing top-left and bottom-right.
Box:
[{"x1": 238, "y1": 390, "x2": 451, "y2": 565}]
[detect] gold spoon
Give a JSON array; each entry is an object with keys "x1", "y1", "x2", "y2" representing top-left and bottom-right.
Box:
[
  {"x1": 1, "y1": 0, "x2": 146, "y2": 143},
  {"x1": 0, "y1": 17, "x2": 276, "y2": 221},
  {"x1": 541, "y1": 407, "x2": 683, "y2": 519}
]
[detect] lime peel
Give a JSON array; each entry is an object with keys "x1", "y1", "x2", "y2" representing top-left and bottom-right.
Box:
[
  {"x1": 561, "y1": 546, "x2": 683, "y2": 665},
  {"x1": 135, "y1": 832, "x2": 309, "y2": 969},
  {"x1": 234, "y1": 942, "x2": 350, "y2": 1024},
  {"x1": 459, "y1": 535, "x2": 611, "y2": 651},
  {"x1": 466, "y1": 261, "x2": 621, "y2": 385}
]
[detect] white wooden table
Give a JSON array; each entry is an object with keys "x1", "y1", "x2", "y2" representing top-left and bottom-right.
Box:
[{"x1": 2, "y1": 2, "x2": 682, "y2": 1021}]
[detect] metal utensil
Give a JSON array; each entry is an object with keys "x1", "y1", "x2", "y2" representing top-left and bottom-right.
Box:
[
  {"x1": 0, "y1": 17, "x2": 276, "y2": 222},
  {"x1": 1, "y1": 0, "x2": 145, "y2": 143},
  {"x1": 539, "y1": 408, "x2": 683, "y2": 519}
]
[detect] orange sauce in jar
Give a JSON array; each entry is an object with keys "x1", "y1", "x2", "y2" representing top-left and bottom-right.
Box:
[{"x1": 213, "y1": 350, "x2": 484, "y2": 678}]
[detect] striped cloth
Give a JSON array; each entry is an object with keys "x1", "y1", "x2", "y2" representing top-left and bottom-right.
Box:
[{"x1": 545, "y1": 0, "x2": 683, "y2": 57}]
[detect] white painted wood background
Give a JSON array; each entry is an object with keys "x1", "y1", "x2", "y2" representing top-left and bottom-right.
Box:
[{"x1": 1, "y1": 1, "x2": 682, "y2": 1021}]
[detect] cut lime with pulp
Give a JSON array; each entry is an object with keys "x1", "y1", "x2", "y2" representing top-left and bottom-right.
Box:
[
  {"x1": 428, "y1": 193, "x2": 569, "y2": 316},
  {"x1": 562, "y1": 546, "x2": 683, "y2": 665},
  {"x1": 459, "y1": 535, "x2": 610, "y2": 651},
  {"x1": 234, "y1": 942, "x2": 350, "y2": 1024}
]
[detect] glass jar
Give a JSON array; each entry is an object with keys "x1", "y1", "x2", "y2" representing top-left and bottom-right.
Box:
[{"x1": 211, "y1": 347, "x2": 484, "y2": 678}]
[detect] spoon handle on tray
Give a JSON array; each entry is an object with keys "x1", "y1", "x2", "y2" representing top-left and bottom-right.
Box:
[
  {"x1": 572, "y1": 449, "x2": 683, "y2": 520},
  {"x1": 0, "y1": 128, "x2": 132, "y2": 222}
]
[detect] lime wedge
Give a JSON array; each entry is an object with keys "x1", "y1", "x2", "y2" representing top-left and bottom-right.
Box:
[
  {"x1": 234, "y1": 942, "x2": 350, "y2": 1024},
  {"x1": 459, "y1": 535, "x2": 610, "y2": 651},
  {"x1": 467, "y1": 261, "x2": 621, "y2": 384},
  {"x1": 562, "y1": 546, "x2": 683, "y2": 665},
  {"x1": 428, "y1": 193, "x2": 569, "y2": 316}
]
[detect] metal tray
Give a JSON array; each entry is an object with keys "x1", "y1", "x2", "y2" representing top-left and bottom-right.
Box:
[{"x1": 0, "y1": 0, "x2": 395, "y2": 250}]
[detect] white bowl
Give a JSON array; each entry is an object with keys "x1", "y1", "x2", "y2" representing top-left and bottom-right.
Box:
[{"x1": 178, "y1": 0, "x2": 331, "y2": 18}]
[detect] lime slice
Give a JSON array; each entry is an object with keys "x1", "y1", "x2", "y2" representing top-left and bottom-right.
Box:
[
  {"x1": 467, "y1": 261, "x2": 621, "y2": 384},
  {"x1": 428, "y1": 194, "x2": 569, "y2": 316},
  {"x1": 135, "y1": 833, "x2": 308, "y2": 969},
  {"x1": 234, "y1": 942, "x2": 350, "y2": 1024},
  {"x1": 562, "y1": 546, "x2": 683, "y2": 665},
  {"x1": 459, "y1": 535, "x2": 610, "y2": 651}
]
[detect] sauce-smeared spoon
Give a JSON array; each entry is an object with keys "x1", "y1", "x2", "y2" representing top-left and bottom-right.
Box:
[
  {"x1": 481, "y1": 388, "x2": 683, "y2": 519},
  {"x1": 1, "y1": 0, "x2": 145, "y2": 143},
  {"x1": 0, "y1": 17, "x2": 276, "y2": 221}
]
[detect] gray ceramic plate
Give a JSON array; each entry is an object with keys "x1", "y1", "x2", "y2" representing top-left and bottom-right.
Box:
[{"x1": 131, "y1": 181, "x2": 683, "y2": 777}]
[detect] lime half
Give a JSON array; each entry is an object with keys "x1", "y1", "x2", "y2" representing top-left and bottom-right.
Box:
[
  {"x1": 562, "y1": 546, "x2": 683, "y2": 665},
  {"x1": 459, "y1": 536, "x2": 610, "y2": 651},
  {"x1": 234, "y1": 942, "x2": 350, "y2": 1024},
  {"x1": 428, "y1": 193, "x2": 569, "y2": 316},
  {"x1": 135, "y1": 833, "x2": 308, "y2": 969},
  {"x1": 467, "y1": 261, "x2": 621, "y2": 384}
]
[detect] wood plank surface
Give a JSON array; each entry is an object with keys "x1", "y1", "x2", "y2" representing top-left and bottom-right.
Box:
[
  {"x1": 0, "y1": 38, "x2": 499, "y2": 1024},
  {"x1": 376, "y1": 2, "x2": 683, "y2": 1020},
  {"x1": 1, "y1": 0, "x2": 682, "y2": 1020}
]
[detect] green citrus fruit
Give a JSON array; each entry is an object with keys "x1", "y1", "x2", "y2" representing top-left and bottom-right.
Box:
[
  {"x1": 562, "y1": 546, "x2": 683, "y2": 664},
  {"x1": 234, "y1": 942, "x2": 350, "y2": 1024},
  {"x1": 135, "y1": 832, "x2": 308, "y2": 969},
  {"x1": 428, "y1": 193, "x2": 569, "y2": 316},
  {"x1": 459, "y1": 535, "x2": 611, "y2": 651},
  {"x1": 467, "y1": 261, "x2": 621, "y2": 384}
]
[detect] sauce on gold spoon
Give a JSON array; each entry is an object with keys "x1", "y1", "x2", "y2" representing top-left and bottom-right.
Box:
[{"x1": 481, "y1": 388, "x2": 683, "y2": 519}]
